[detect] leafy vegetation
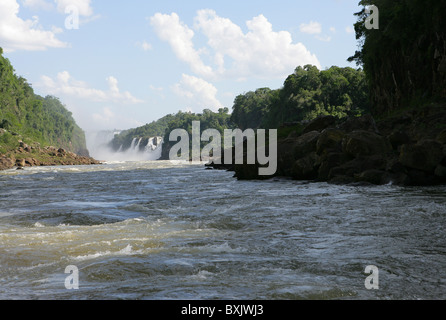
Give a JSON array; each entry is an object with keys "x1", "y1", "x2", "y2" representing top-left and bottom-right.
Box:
[
  {"x1": 348, "y1": 0, "x2": 446, "y2": 116},
  {"x1": 0, "y1": 48, "x2": 88, "y2": 155},
  {"x1": 231, "y1": 65, "x2": 370, "y2": 130}
]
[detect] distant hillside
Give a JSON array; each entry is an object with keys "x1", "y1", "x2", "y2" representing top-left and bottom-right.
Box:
[
  {"x1": 0, "y1": 47, "x2": 89, "y2": 157},
  {"x1": 110, "y1": 108, "x2": 234, "y2": 160}
]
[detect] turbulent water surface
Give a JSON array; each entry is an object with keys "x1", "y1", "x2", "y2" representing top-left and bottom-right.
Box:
[{"x1": 0, "y1": 161, "x2": 445, "y2": 300}]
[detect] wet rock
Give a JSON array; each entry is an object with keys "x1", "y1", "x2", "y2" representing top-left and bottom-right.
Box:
[
  {"x1": 291, "y1": 152, "x2": 319, "y2": 180},
  {"x1": 328, "y1": 175, "x2": 355, "y2": 185},
  {"x1": 354, "y1": 169, "x2": 391, "y2": 185},
  {"x1": 399, "y1": 140, "x2": 444, "y2": 172},
  {"x1": 317, "y1": 152, "x2": 349, "y2": 181},
  {"x1": 407, "y1": 169, "x2": 437, "y2": 186}
]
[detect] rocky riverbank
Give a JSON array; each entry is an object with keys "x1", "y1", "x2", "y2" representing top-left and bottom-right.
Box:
[
  {"x1": 206, "y1": 103, "x2": 446, "y2": 186},
  {"x1": 0, "y1": 140, "x2": 101, "y2": 171}
]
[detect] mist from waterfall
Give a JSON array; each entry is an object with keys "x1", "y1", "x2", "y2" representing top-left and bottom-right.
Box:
[{"x1": 86, "y1": 131, "x2": 162, "y2": 162}]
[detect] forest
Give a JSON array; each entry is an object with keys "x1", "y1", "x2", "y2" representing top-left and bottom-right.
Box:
[{"x1": 0, "y1": 48, "x2": 88, "y2": 156}]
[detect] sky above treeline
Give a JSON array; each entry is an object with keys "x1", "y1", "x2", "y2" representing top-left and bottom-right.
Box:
[{"x1": 1, "y1": 0, "x2": 363, "y2": 133}]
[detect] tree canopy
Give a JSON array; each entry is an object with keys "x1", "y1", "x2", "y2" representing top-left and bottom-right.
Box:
[
  {"x1": 348, "y1": 0, "x2": 446, "y2": 116},
  {"x1": 231, "y1": 65, "x2": 370, "y2": 130},
  {"x1": 0, "y1": 48, "x2": 88, "y2": 155}
]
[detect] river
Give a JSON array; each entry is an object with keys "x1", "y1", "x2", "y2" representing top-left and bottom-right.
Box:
[{"x1": 0, "y1": 161, "x2": 445, "y2": 300}]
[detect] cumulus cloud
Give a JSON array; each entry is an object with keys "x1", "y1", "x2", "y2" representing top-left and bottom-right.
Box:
[
  {"x1": 150, "y1": 10, "x2": 321, "y2": 80},
  {"x1": 172, "y1": 74, "x2": 222, "y2": 112},
  {"x1": 39, "y1": 71, "x2": 143, "y2": 104},
  {"x1": 0, "y1": 0, "x2": 67, "y2": 52},
  {"x1": 150, "y1": 12, "x2": 214, "y2": 78}
]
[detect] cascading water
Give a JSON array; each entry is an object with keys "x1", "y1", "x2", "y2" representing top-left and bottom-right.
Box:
[{"x1": 86, "y1": 131, "x2": 162, "y2": 162}]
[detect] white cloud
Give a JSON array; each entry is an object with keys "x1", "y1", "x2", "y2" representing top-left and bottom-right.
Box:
[
  {"x1": 39, "y1": 71, "x2": 143, "y2": 104},
  {"x1": 315, "y1": 35, "x2": 332, "y2": 42},
  {"x1": 22, "y1": 0, "x2": 53, "y2": 10},
  {"x1": 150, "y1": 12, "x2": 214, "y2": 78},
  {"x1": 0, "y1": 0, "x2": 67, "y2": 52},
  {"x1": 172, "y1": 74, "x2": 222, "y2": 112},
  {"x1": 54, "y1": 0, "x2": 93, "y2": 17},
  {"x1": 21, "y1": 0, "x2": 94, "y2": 16},
  {"x1": 299, "y1": 21, "x2": 322, "y2": 35},
  {"x1": 151, "y1": 10, "x2": 321, "y2": 81},
  {"x1": 329, "y1": 26, "x2": 336, "y2": 33},
  {"x1": 92, "y1": 107, "x2": 115, "y2": 125}
]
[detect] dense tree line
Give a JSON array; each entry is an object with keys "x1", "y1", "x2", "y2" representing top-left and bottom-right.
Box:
[
  {"x1": 348, "y1": 0, "x2": 446, "y2": 116},
  {"x1": 111, "y1": 107, "x2": 234, "y2": 155},
  {"x1": 0, "y1": 48, "x2": 88, "y2": 155},
  {"x1": 231, "y1": 65, "x2": 370, "y2": 130}
]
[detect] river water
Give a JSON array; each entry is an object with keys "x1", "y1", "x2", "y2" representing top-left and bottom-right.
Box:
[{"x1": 0, "y1": 161, "x2": 445, "y2": 300}]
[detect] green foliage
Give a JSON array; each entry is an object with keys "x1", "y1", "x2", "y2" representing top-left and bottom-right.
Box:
[
  {"x1": 231, "y1": 65, "x2": 371, "y2": 129},
  {"x1": 0, "y1": 48, "x2": 88, "y2": 155},
  {"x1": 348, "y1": 0, "x2": 446, "y2": 116}
]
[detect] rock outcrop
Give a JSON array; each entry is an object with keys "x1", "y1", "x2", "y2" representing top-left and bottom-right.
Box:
[
  {"x1": 206, "y1": 103, "x2": 446, "y2": 186},
  {"x1": 0, "y1": 141, "x2": 101, "y2": 171}
]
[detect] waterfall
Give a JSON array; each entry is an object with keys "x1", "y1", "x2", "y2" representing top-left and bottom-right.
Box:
[{"x1": 86, "y1": 131, "x2": 163, "y2": 162}]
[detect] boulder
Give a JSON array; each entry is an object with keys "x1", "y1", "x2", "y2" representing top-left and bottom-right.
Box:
[
  {"x1": 436, "y1": 129, "x2": 446, "y2": 144},
  {"x1": 337, "y1": 114, "x2": 379, "y2": 133},
  {"x1": 0, "y1": 156, "x2": 14, "y2": 170},
  {"x1": 435, "y1": 164, "x2": 446, "y2": 177},
  {"x1": 317, "y1": 152, "x2": 348, "y2": 181},
  {"x1": 388, "y1": 131, "x2": 412, "y2": 150},
  {"x1": 316, "y1": 128, "x2": 345, "y2": 155},
  {"x1": 277, "y1": 137, "x2": 303, "y2": 176},
  {"x1": 399, "y1": 139, "x2": 444, "y2": 172},
  {"x1": 354, "y1": 169, "x2": 392, "y2": 185},
  {"x1": 342, "y1": 130, "x2": 392, "y2": 158},
  {"x1": 291, "y1": 152, "x2": 319, "y2": 180},
  {"x1": 293, "y1": 131, "x2": 320, "y2": 159},
  {"x1": 302, "y1": 115, "x2": 337, "y2": 134},
  {"x1": 16, "y1": 158, "x2": 26, "y2": 167}
]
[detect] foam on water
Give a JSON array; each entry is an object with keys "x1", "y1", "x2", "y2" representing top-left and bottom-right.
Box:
[{"x1": 1, "y1": 162, "x2": 446, "y2": 300}]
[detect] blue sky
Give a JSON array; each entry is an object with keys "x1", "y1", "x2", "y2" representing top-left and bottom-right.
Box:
[{"x1": 1, "y1": 0, "x2": 363, "y2": 133}]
